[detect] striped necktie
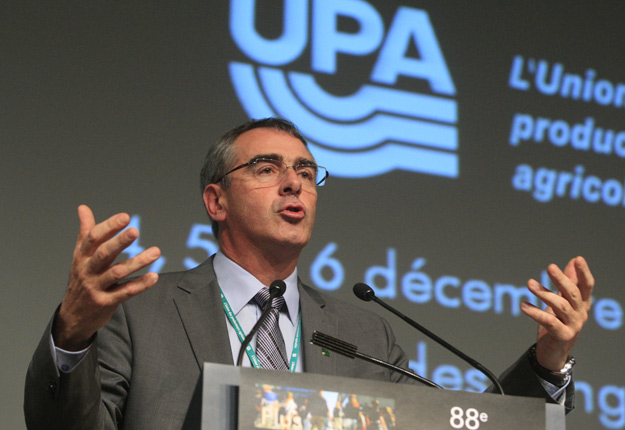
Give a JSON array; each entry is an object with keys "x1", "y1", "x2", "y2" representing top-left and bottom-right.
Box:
[{"x1": 253, "y1": 288, "x2": 288, "y2": 370}]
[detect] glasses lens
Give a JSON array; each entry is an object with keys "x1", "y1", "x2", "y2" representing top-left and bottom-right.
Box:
[
  {"x1": 315, "y1": 167, "x2": 327, "y2": 186},
  {"x1": 251, "y1": 159, "x2": 284, "y2": 183},
  {"x1": 295, "y1": 164, "x2": 318, "y2": 186},
  {"x1": 250, "y1": 159, "x2": 327, "y2": 188}
]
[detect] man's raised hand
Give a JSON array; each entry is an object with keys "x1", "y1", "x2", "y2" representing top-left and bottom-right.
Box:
[
  {"x1": 53, "y1": 205, "x2": 161, "y2": 351},
  {"x1": 521, "y1": 256, "x2": 594, "y2": 371}
]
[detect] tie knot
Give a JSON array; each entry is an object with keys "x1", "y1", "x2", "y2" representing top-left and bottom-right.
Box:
[{"x1": 253, "y1": 288, "x2": 285, "y2": 311}]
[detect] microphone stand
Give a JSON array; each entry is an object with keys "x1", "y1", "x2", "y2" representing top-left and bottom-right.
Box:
[
  {"x1": 310, "y1": 331, "x2": 442, "y2": 389},
  {"x1": 354, "y1": 283, "x2": 505, "y2": 395}
]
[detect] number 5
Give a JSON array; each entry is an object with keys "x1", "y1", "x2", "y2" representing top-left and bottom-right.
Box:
[{"x1": 184, "y1": 224, "x2": 219, "y2": 269}]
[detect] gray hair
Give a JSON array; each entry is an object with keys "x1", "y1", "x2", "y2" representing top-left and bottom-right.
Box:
[{"x1": 199, "y1": 117, "x2": 309, "y2": 236}]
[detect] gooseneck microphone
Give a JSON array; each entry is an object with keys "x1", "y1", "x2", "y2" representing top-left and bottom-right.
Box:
[
  {"x1": 353, "y1": 283, "x2": 505, "y2": 395},
  {"x1": 310, "y1": 331, "x2": 442, "y2": 389},
  {"x1": 236, "y1": 280, "x2": 287, "y2": 367}
]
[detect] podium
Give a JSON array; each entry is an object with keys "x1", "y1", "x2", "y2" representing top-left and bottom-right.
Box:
[{"x1": 200, "y1": 363, "x2": 565, "y2": 430}]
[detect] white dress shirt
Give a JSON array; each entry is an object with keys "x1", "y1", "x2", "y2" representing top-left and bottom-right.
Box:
[{"x1": 213, "y1": 251, "x2": 302, "y2": 371}]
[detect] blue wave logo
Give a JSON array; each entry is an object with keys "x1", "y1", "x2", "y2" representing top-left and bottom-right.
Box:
[{"x1": 228, "y1": 0, "x2": 458, "y2": 179}]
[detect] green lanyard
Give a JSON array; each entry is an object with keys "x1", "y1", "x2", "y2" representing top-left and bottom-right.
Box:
[{"x1": 220, "y1": 287, "x2": 301, "y2": 372}]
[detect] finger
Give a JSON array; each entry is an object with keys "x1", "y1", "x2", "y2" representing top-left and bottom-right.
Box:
[
  {"x1": 87, "y1": 226, "x2": 140, "y2": 273},
  {"x1": 76, "y1": 205, "x2": 96, "y2": 241},
  {"x1": 520, "y1": 301, "x2": 565, "y2": 333},
  {"x1": 546, "y1": 264, "x2": 584, "y2": 311},
  {"x1": 574, "y1": 256, "x2": 595, "y2": 306},
  {"x1": 522, "y1": 300, "x2": 580, "y2": 345},
  {"x1": 106, "y1": 272, "x2": 160, "y2": 304},
  {"x1": 562, "y1": 257, "x2": 578, "y2": 285},
  {"x1": 78, "y1": 211, "x2": 131, "y2": 256},
  {"x1": 527, "y1": 279, "x2": 575, "y2": 325},
  {"x1": 99, "y1": 246, "x2": 161, "y2": 286}
]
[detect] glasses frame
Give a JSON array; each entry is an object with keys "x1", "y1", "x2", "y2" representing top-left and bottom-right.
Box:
[{"x1": 212, "y1": 157, "x2": 329, "y2": 187}]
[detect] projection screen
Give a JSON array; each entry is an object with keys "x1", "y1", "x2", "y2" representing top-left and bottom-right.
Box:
[{"x1": 3, "y1": 1, "x2": 624, "y2": 429}]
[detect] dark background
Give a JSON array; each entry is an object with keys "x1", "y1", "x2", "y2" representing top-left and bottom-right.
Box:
[{"x1": 3, "y1": 1, "x2": 624, "y2": 428}]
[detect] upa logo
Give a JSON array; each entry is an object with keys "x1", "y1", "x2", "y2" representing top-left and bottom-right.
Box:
[{"x1": 229, "y1": 0, "x2": 458, "y2": 178}]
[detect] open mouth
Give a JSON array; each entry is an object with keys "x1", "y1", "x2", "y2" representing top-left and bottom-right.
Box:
[{"x1": 280, "y1": 203, "x2": 305, "y2": 219}]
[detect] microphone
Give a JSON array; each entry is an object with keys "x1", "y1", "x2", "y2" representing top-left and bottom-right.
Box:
[
  {"x1": 353, "y1": 283, "x2": 505, "y2": 395},
  {"x1": 236, "y1": 280, "x2": 287, "y2": 367},
  {"x1": 310, "y1": 331, "x2": 441, "y2": 389}
]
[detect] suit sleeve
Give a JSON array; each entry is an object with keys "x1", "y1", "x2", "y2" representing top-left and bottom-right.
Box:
[
  {"x1": 496, "y1": 347, "x2": 575, "y2": 413},
  {"x1": 379, "y1": 319, "x2": 574, "y2": 411},
  {"x1": 24, "y1": 306, "x2": 132, "y2": 430}
]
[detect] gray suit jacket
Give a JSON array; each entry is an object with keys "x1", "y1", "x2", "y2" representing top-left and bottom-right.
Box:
[{"x1": 24, "y1": 257, "x2": 572, "y2": 429}]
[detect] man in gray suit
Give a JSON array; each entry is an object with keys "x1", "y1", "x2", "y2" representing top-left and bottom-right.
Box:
[{"x1": 24, "y1": 118, "x2": 594, "y2": 429}]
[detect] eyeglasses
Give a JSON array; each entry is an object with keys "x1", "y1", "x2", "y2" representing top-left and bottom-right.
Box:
[{"x1": 213, "y1": 157, "x2": 329, "y2": 188}]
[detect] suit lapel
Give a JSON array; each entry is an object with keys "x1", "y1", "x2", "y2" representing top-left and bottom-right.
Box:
[
  {"x1": 170, "y1": 260, "x2": 341, "y2": 374},
  {"x1": 299, "y1": 282, "x2": 338, "y2": 376},
  {"x1": 173, "y1": 257, "x2": 234, "y2": 368}
]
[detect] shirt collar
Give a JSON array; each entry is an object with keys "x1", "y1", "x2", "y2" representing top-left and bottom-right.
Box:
[{"x1": 213, "y1": 251, "x2": 300, "y2": 325}]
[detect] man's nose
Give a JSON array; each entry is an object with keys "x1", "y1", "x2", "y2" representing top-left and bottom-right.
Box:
[{"x1": 279, "y1": 166, "x2": 302, "y2": 194}]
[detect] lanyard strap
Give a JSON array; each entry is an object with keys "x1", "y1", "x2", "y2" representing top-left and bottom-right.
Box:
[{"x1": 220, "y1": 287, "x2": 301, "y2": 372}]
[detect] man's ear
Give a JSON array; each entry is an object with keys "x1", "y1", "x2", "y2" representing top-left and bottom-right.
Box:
[{"x1": 203, "y1": 184, "x2": 227, "y2": 223}]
